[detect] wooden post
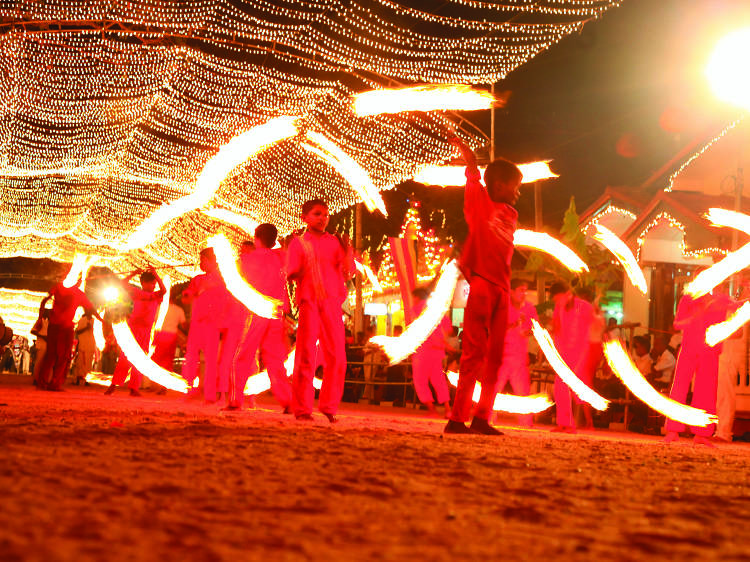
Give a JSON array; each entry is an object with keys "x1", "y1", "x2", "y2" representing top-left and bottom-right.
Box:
[{"x1": 535, "y1": 181, "x2": 545, "y2": 303}]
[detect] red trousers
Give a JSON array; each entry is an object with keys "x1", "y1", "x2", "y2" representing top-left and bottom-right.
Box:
[
  {"x1": 292, "y1": 298, "x2": 346, "y2": 417},
  {"x1": 452, "y1": 276, "x2": 509, "y2": 422},
  {"x1": 666, "y1": 347, "x2": 719, "y2": 437},
  {"x1": 112, "y1": 322, "x2": 151, "y2": 390},
  {"x1": 229, "y1": 316, "x2": 292, "y2": 408},
  {"x1": 151, "y1": 331, "x2": 178, "y2": 372},
  {"x1": 37, "y1": 323, "x2": 75, "y2": 390}
]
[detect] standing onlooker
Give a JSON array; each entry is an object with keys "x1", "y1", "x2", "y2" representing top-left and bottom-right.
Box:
[
  {"x1": 286, "y1": 199, "x2": 355, "y2": 422},
  {"x1": 31, "y1": 309, "x2": 49, "y2": 385},
  {"x1": 72, "y1": 311, "x2": 97, "y2": 385}
]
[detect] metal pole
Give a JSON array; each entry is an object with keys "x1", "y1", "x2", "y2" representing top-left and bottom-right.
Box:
[
  {"x1": 535, "y1": 180, "x2": 545, "y2": 304},
  {"x1": 490, "y1": 83, "x2": 495, "y2": 161},
  {"x1": 354, "y1": 202, "x2": 364, "y2": 338}
]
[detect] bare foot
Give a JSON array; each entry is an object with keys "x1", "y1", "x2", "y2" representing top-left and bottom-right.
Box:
[
  {"x1": 663, "y1": 431, "x2": 679, "y2": 443},
  {"x1": 693, "y1": 436, "x2": 716, "y2": 448}
]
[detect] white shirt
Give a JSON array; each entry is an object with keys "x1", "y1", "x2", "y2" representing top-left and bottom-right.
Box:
[{"x1": 653, "y1": 349, "x2": 676, "y2": 383}]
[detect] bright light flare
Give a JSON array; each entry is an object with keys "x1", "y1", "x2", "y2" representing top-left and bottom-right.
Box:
[
  {"x1": 209, "y1": 234, "x2": 281, "y2": 319},
  {"x1": 445, "y1": 371, "x2": 553, "y2": 414},
  {"x1": 603, "y1": 340, "x2": 717, "y2": 427},
  {"x1": 706, "y1": 28, "x2": 750, "y2": 111},
  {"x1": 370, "y1": 260, "x2": 459, "y2": 364},
  {"x1": 355, "y1": 260, "x2": 383, "y2": 292},
  {"x1": 706, "y1": 301, "x2": 750, "y2": 347},
  {"x1": 514, "y1": 230, "x2": 589, "y2": 273},
  {"x1": 592, "y1": 224, "x2": 647, "y2": 294},
  {"x1": 101, "y1": 286, "x2": 121, "y2": 304},
  {"x1": 111, "y1": 320, "x2": 189, "y2": 392},
  {"x1": 531, "y1": 319, "x2": 609, "y2": 411},
  {"x1": 123, "y1": 116, "x2": 299, "y2": 251},
  {"x1": 353, "y1": 84, "x2": 496, "y2": 116},
  {"x1": 302, "y1": 131, "x2": 387, "y2": 216},
  {"x1": 414, "y1": 161, "x2": 557, "y2": 186}
]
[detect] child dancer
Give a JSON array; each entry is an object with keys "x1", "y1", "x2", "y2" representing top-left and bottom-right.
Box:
[
  {"x1": 182, "y1": 248, "x2": 228, "y2": 404},
  {"x1": 444, "y1": 136, "x2": 522, "y2": 435},
  {"x1": 225, "y1": 223, "x2": 293, "y2": 412},
  {"x1": 410, "y1": 287, "x2": 452, "y2": 417},
  {"x1": 105, "y1": 268, "x2": 166, "y2": 396},
  {"x1": 495, "y1": 279, "x2": 539, "y2": 428},
  {"x1": 286, "y1": 200, "x2": 355, "y2": 422}
]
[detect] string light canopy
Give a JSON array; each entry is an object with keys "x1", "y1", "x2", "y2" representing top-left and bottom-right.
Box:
[{"x1": 0, "y1": 1, "x2": 620, "y2": 272}]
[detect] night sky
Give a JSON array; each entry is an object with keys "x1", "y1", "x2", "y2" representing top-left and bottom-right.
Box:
[{"x1": 480, "y1": 0, "x2": 748, "y2": 229}]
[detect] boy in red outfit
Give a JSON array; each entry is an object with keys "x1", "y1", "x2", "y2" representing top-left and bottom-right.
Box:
[
  {"x1": 445, "y1": 137, "x2": 522, "y2": 435},
  {"x1": 287, "y1": 199, "x2": 355, "y2": 422},
  {"x1": 37, "y1": 278, "x2": 102, "y2": 391},
  {"x1": 105, "y1": 267, "x2": 166, "y2": 396},
  {"x1": 224, "y1": 223, "x2": 293, "y2": 412}
]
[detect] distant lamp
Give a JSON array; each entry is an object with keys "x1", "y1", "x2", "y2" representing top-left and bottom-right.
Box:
[{"x1": 706, "y1": 28, "x2": 750, "y2": 111}]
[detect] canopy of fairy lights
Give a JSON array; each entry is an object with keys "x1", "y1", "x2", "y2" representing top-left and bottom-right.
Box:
[{"x1": 0, "y1": 1, "x2": 620, "y2": 273}]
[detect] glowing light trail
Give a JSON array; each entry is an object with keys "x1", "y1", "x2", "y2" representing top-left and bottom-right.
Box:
[
  {"x1": 706, "y1": 301, "x2": 750, "y2": 347},
  {"x1": 446, "y1": 371, "x2": 553, "y2": 414},
  {"x1": 531, "y1": 319, "x2": 608, "y2": 411},
  {"x1": 514, "y1": 230, "x2": 589, "y2": 273},
  {"x1": 370, "y1": 260, "x2": 459, "y2": 364},
  {"x1": 111, "y1": 320, "x2": 189, "y2": 393},
  {"x1": 208, "y1": 234, "x2": 282, "y2": 319},
  {"x1": 592, "y1": 224, "x2": 647, "y2": 294},
  {"x1": 302, "y1": 131, "x2": 387, "y2": 215},
  {"x1": 414, "y1": 161, "x2": 558, "y2": 186},
  {"x1": 353, "y1": 84, "x2": 496, "y2": 116},
  {"x1": 684, "y1": 244, "x2": 750, "y2": 298},
  {"x1": 355, "y1": 260, "x2": 383, "y2": 293},
  {"x1": 123, "y1": 116, "x2": 299, "y2": 251},
  {"x1": 603, "y1": 340, "x2": 717, "y2": 427}
]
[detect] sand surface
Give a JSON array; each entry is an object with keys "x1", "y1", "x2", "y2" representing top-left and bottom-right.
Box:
[{"x1": 2, "y1": 375, "x2": 750, "y2": 561}]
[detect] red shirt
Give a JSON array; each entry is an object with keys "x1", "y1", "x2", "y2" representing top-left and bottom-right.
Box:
[
  {"x1": 240, "y1": 248, "x2": 289, "y2": 310},
  {"x1": 126, "y1": 285, "x2": 163, "y2": 329},
  {"x1": 459, "y1": 167, "x2": 518, "y2": 288},
  {"x1": 286, "y1": 231, "x2": 354, "y2": 305},
  {"x1": 48, "y1": 283, "x2": 93, "y2": 328}
]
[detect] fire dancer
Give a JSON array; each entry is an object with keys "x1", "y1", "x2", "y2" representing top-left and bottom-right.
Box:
[
  {"x1": 182, "y1": 248, "x2": 228, "y2": 404},
  {"x1": 444, "y1": 135, "x2": 522, "y2": 436},
  {"x1": 150, "y1": 287, "x2": 188, "y2": 394},
  {"x1": 105, "y1": 268, "x2": 166, "y2": 396},
  {"x1": 286, "y1": 199, "x2": 355, "y2": 422},
  {"x1": 37, "y1": 278, "x2": 102, "y2": 391},
  {"x1": 224, "y1": 223, "x2": 293, "y2": 412},
  {"x1": 494, "y1": 278, "x2": 539, "y2": 428},
  {"x1": 409, "y1": 287, "x2": 452, "y2": 417},
  {"x1": 550, "y1": 281, "x2": 594, "y2": 433},
  {"x1": 664, "y1": 291, "x2": 731, "y2": 446}
]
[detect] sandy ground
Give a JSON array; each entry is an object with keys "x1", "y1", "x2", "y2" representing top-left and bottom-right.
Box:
[{"x1": 2, "y1": 374, "x2": 750, "y2": 562}]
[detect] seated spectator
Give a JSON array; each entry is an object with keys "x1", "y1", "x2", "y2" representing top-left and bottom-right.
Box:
[
  {"x1": 631, "y1": 335, "x2": 653, "y2": 376},
  {"x1": 650, "y1": 335, "x2": 676, "y2": 391}
]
